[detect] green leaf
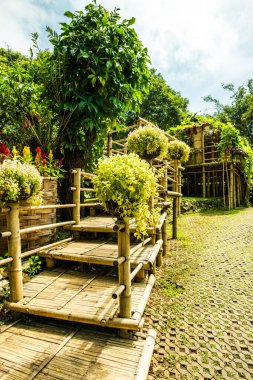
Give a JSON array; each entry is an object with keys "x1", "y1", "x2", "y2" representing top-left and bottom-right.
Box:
[
  {"x1": 128, "y1": 17, "x2": 136, "y2": 26},
  {"x1": 64, "y1": 11, "x2": 74, "y2": 18}
]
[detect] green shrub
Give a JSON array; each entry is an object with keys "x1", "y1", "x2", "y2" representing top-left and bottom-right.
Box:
[
  {"x1": 127, "y1": 125, "x2": 168, "y2": 159},
  {"x1": 92, "y1": 154, "x2": 160, "y2": 238}
]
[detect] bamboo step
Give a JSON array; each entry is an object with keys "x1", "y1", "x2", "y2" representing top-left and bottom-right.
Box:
[
  {"x1": 38, "y1": 239, "x2": 163, "y2": 270},
  {"x1": 7, "y1": 269, "x2": 155, "y2": 330},
  {"x1": 0, "y1": 319, "x2": 156, "y2": 380},
  {"x1": 67, "y1": 216, "x2": 156, "y2": 234}
]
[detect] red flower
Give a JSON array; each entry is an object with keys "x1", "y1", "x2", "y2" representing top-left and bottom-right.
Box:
[
  {"x1": 42, "y1": 153, "x2": 47, "y2": 159},
  {"x1": 35, "y1": 147, "x2": 42, "y2": 159},
  {"x1": 42, "y1": 159, "x2": 46, "y2": 167},
  {"x1": 0, "y1": 142, "x2": 10, "y2": 156}
]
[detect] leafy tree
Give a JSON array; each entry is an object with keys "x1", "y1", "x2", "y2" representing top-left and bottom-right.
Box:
[
  {"x1": 0, "y1": 45, "x2": 58, "y2": 151},
  {"x1": 135, "y1": 70, "x2": 188, "y2": 130},
  {"x1": 204, "y1": 81, "x2": 253, "y2": 144},
  {"x1": 42, "y1": 2, "x2": 151, "y2": 169}
]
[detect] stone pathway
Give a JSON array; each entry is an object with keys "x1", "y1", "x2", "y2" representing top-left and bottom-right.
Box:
[{"x1": 145, "y1": 207, "x2": 253, "y2": 380}]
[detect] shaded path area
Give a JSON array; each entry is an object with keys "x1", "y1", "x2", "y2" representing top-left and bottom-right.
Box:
[{"x1": 146, "y1": 208, "x2": 253, "y2": 379}]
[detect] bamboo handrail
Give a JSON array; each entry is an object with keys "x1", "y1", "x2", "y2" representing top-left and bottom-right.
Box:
[
  {"x1": 132, "y1": 274, "x2": 155, "y2": 320},
  {"x1": 113, "y1": 256, "x2": 126, "y2": 266},
  {"x1": 156, "y1": 212, "x2": 167, "y2": 232},
  {"x1": 0, "y1": 207, "x2": 10, "y2": 213},
  {"x1": 0, "y1": 256, "x2": 13, "y2": 266},
  {"x1": 168, "y1": 176, "x2": 177, "y2": 183},
  {"x1": 0, "y1": 231, "x2": 12, "y2": 238},
  {"x1": 80, "y1": 188, "x2": 96, "y2": 192},
  {"x1": 20, "y1": 221, "x2": 75, "y2": 235},
  {"x1": 80, "y1": 171, "x2": 95, "y2": 178},
  {"x1": 20, "y1": 237, "x2": 73, "y2": 260},
  {"x1": 148, "y1": 239, "x2": 163, "y2": 265},
  {"x1": 112, "y1": 284, "x2": 125, "y2": 299},
  {"x1": 135, "y1": 329, "x2": 157, "y2": 380},
  {"x1": 80, "y1": 202, "x2": 102, "y2": 208},
  {"x1": 112, "y1": 141, "x2": 125, "y2": 148},
  {"x1": 21, "y1": 204, "x2": 76, "y2": 211},
  {"x1": 130, "y1": 262, "x2": 144, "y2": 281},
  {"x1": 130, "y1": 237, "x2": 152, "y2": 255}
]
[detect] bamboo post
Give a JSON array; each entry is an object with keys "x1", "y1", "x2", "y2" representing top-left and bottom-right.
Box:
[
  {"x1": 202, "y1": 166, "x2": 206, "y2": 197},
  {"x1": 172, "y1": 198, "x2": 178, "y2": 239},
  {"x1": 73, "y1": 168, "x2": 81, "y2": 225},
  {"x1": 107, "y1": 133, "x2": 112, "y2": 157},
  {"x1": 162, "y1": 160, "x2": 168, "y2": 255},
  {"x1": 7, "y1": 202, "x2": 23, "y2": 302},
  {"x1": 230, "y1": 163, "x2": 234, "y2": 208},
  {"x1": 118, "y1": 220, "x2": 131, "y2": 319}
]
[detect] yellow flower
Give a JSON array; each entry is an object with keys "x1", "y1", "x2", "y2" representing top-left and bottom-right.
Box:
[
  {"x1": 12, "y1": 146, "x2": 18, "y2": 156},
  {"x1": 23, "y1": 146, "x2": 31, "y2": 156},
  {"x1": 48, "y1": 149, "x2": 53, "y2": 161}
]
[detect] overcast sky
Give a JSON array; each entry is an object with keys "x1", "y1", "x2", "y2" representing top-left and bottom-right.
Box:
[{"x1": 0, "y1": 0, "x2": 252, "y2": 113}]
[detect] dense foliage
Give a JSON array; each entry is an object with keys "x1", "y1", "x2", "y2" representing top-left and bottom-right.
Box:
[
  {"x1": 0, "y1": 160, "x2": 42, "y2": 205},
  {"x1": 127, "y1": 125, "x2": 168, "y2": 159},
  {"x1": 0, "y1": 47, "x2": 57, "y2": 151},
  {"x1": 204, "y1": 81, "x2": 253, "y2": 144},
  {"x1": 92, "y1": 154, "x2": 160, "y2": 238}
]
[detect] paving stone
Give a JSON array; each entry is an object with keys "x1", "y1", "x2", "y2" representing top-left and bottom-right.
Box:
[{"x1": 146, "y1": 208, "x2": 253, "y2": 379}]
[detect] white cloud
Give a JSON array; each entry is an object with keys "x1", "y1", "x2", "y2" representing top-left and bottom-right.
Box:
[{"x1": 1, "y1": 0, "x2": 253, "y2": 113}]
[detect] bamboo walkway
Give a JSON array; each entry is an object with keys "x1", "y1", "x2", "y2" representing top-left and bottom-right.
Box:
[{"x1": 0, "y1": 319, "x2": 155, "y2": 380}]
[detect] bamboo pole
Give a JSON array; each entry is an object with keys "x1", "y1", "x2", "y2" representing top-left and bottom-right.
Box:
[
  {"x1": 20, "y1": 220, "x2": 75, "y2": 235},
  {"x1": 107, "y1": 133, "x2": 113, "y2": 157},
  {"x1": 135, "y1": 329, "x2": 157, "y2": 380},
  {"x1": 202, "y1": 166, "x2": 206, "y2": 197},
  {"x1": 172, "y1": 198, "x2": 178, "y2": 239},
  {"x1": 118, "y1": 221, "x2": 131, "y2": 318},
  {"x1": 7, "y1": 202, "x2": 23, "y2": 302},
  {"x1": 130, "y1": 237, "x2": 152, "y2": 255},
  {"x1": 230, "y1": 163, "x2": 234, "y2": 208},
  {"x1": 21, "y1": 237, "x2": 73, "y2": 260},
  {"x1": 130, "y1": 262, "x2": 144, "y2": 281},
  {"x1": 132, "y1": 274, "x2": 155, "y2": 320},
  {"x1": 148, "y1": 239, "x2": 163, "y2": 266},
  {"x1": 73, "y1": 168, "x2": 81, "y2": 224},
  {"x1": 21, "y1": 204, "x2": 76, "y2": 211},
  {"x1": 7, "y1": 302, "x2": 141, "y2": 329}
]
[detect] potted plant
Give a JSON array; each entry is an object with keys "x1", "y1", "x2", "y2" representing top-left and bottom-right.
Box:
[
  {"x1": 167, "y1": 140, "x2": 190, "y2": 162},
  {"x1": 127, "y1": 125, "x2": 168, "y2": 159},
  {"x1": 92, "y1": 154, "x2": 160, "y2": 238},
  {"x1": 0, "y1": 160, "x2": 42, "y2": 206}
]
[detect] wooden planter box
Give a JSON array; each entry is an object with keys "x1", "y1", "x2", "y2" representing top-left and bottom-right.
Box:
[{"x1": 0, "y1": 177, "x2": 58, "y2": 255}]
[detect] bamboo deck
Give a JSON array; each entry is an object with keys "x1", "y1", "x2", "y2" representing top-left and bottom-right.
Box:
[
  {"x1": 39, "y1": 240, "x2": 160, "y2": 269},
  {"x1": 0, "y1": 319, "x2": 156, "y2": 380},
  {"x1": 7, "y1": 269, "x2": 155, "y2": 330},
  {"x1": 68, "y1": 216, "x2": 156, "y2": 234}
]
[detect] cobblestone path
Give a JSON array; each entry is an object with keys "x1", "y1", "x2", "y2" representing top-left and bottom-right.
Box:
[{"x1": 146, "y1": 207, "x2": 253, "y2": 380}]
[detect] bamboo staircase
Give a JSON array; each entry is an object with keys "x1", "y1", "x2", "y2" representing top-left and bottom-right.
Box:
[{"x1": 0, "y1": 118, "x2": 183, "y2": 379}]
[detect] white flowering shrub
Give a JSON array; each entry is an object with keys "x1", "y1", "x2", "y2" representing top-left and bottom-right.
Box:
[
  {"x1": 127, "y1": 125, "x2": 168, "y2": 159},
  {"x1": 0, "y1": 160, "x2": 42, "y2": 205}
]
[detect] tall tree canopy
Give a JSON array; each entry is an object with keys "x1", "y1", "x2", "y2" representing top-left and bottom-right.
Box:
[
  {"x1": 204, "y1": 80, "x2": 253, "y2": 144},
  {"x1": 42, "y1": 2, "x2": 151, "y2": 168},
  {"x1": 138, "y1": 70, "x2": 188, "y2": 130}
]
